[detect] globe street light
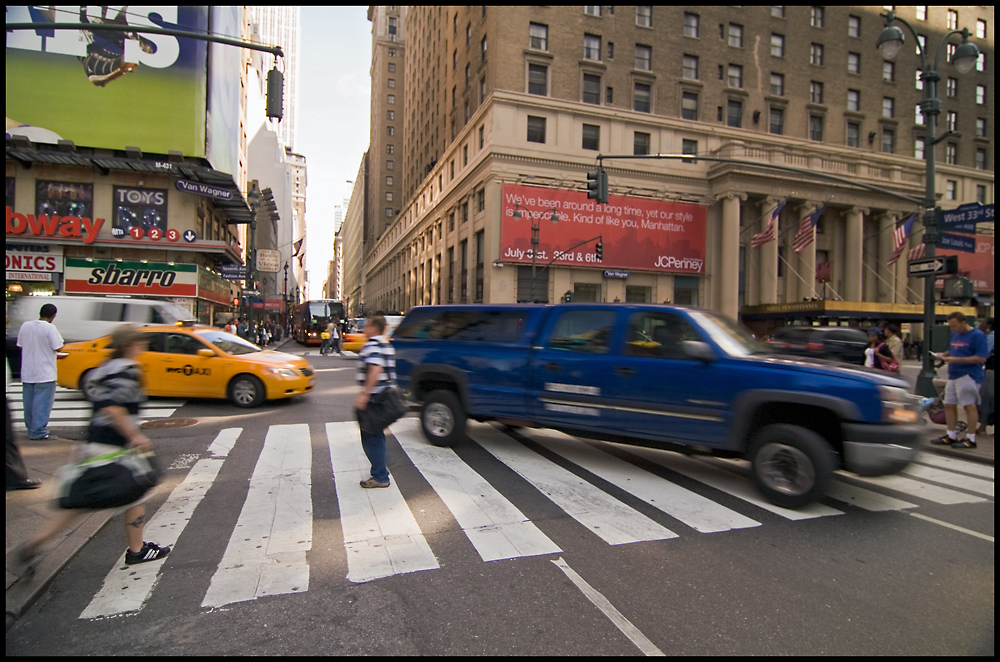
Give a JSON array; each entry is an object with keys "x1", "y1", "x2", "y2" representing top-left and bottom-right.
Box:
[
  {"x1": 875, "y1": 10, "x2": 980, "y2": 397},
  {"x1": 512, "y1": 204, "x2": 559, "y2": 303}
]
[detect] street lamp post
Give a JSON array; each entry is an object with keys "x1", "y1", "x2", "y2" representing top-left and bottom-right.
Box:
[
  {"x1": 876, "y1": 10, "x2": 980, "y2": 397},
  {"x1": 512, "y1": 204, "x2": 559, "y2": 303},
  {"x1": 283, "y1": 261, "x2": 289, "y2": 335}
]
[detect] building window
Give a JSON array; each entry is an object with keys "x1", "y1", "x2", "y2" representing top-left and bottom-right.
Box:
[
  {"x1": 726, "y1": 99, "x2": 742, "y2": 128},
  {"x1": 681, "y1": 91, "x2": 698, "y2": 120},
  {"x1": 385, "y1": 191, "x2": 393, "y2": 202},
  {"x1": 882, "y1": 97, "x2": 894, "y2": 118},
  {"x1": 583, "y1": 73, "x2": 601, "y2": 104},
  {"x1": 528, "y1": 63, "x2": 548, "y2": 95},
  {"x1": 462, "y1": 200, "x2": 469, "y2": 224},
  {"x1": 914, "y1": 137, "x2": 925, "y2": 160},
  {"x1": 946, "y1": 143, "x2": 958, "y2": 165},
  {"x1": 388, "y1": 47, "x2": 396, "y2": 57},
  {"x1": 585, "y1": 6, "x2": 601, "y2": 17},
  {"x1": 976, "y1": 52, "x2": 985, "y2": 72},
  {"x1": 915, "y1": 104, "x2": 924, "y2": 125},
  {"x1": 770, "y1": 72, "x2": 785, "y2": 96},
  {"x1": 947, "y1": 111, "x2": 957, "y2": 132},
  {"x1": 977, "y1": 85, "x2": 986, "y2": 105},
  {"x1": 915, "y1": 6, "x2": 926, "y2": 21},
  {"x1": 529, "y1": 22, "x2": 548, "y2": 50},
  {"x1": 727, "y1": 64, "x2": 743, "y2": 88},
  {"x1": 846, "y1": 121, "x2": 860, "y2": 147},
  {"x1": 387, "y1": 110, "x2": 394, "y2": 120},
  {"x1": 479, "y1": 125, "x2": 484, "y2": 149},
  {"x1": 463, "y1": 144, "x2": 468, "y2": 166},
  {"x1": 388, "y1": 62, "x2": 395, "y2": 73},
  {"x1": 772, "y1": 6, "x2": 785, "y2": 19},
  {"x1": 728, "y1": 23, "x2": 743, "y2": 48},
  {"x1": 606, "y1": 86, "x2": 613, "y2": 104},
  {"x1": 527, "y1": 115, "x2": 546, "y2": 143},
  {"x1": 387, "y1": 94, "x2": 395, "y2": 104},
  {"x1": 809, "y1": 115, "x2": 824, "y2": 141},
  {"x1": 584, "y1": 34, "x2": 602, "y2": 61},
  {"x1": 810, "y1": 43, "x2": 824, "y2": 66},
  {"x1": 682, "y1": 139, "x2": 698, "y2": 163},
  {"x1": 684, "y1": 12, "x2": 699, "y2": 38},
  {"x1": 480, "y1": 77, "x2": 486, "y2": 104},
  {"x1": 770, "y1": 107, "x2": 784, "y2": 135},
  {"x1": 977, "y1": 184, "x2": 987, "y2": 203},
  {"x1": 582, "y1": 123, "x2": 600, "y2": 150},
  {"x1": 386, "y1": 159, "x2": 393, "y2": 170},
  {"x1": 976, "y1": 117, "x2": 987, "y2": 138},
  {"x1": 387, "y1": 125, "x2": 394, "y2": 136},
  {"x1": 946, "y1": 77, "x2": 958, "y2": 97},
  {"x1": 385, "y1": 207, "x2": 393, "y2": 218},
  {"x1": 386, "y1": 144, "x2": 394, "y2": 154},
  {"x1": 634, "y1": 82, "x2": 651, "y2": 112},
  {"x1": 481, "y1": 36, "x2": 487, "y2": 60},
  {"x1": 465, "y1": 64, "x2": 470, "y2": 85},
  {"x1": 682, "y1": 54, "x2": 699, "y2": 80},
  {"x1": 771, "y1": 34, "x2": 785, "y2": 58},
  {"x1": 810, "y1": 81, "x2": 824, "y2": 104},
  {"x1": 883, "y1": 61, "x2": 895, "y2": 82},
  {"x1": 947, "y1": 10, "x2": 958, "y2": 31},
  {"x1": 977, "y1": 19, "x2": 988, "y2": 40},
  {"x1": 848, "y1": 15, "x2": 861, "y2": 38},
  {"x1": 847, "y1": 52, "x2": 860, "y2": 75},
  {"x1": 607, "y1": 42, "x2": 614, "y2": 59},
  {"x1": 634, "y1": 131, "x2": 651, "y2": 155},
  {"x1": 811, "y1": 6, "x2": 824, "y2": 28},
  {"x1": 945, "y1": 180, "x2": 957, "y2": 200},
  {"x1": 881, "y1": 128, "x2": 895, "y2": 154},
  {"x1": 387, "y1": 78, "x2": 395, "y2": 89},
  {"x1": 975, "y1": 149, "x2": 987, "y2": 170},
  {"x1": 635, "y1": 44, "x2": 652, "y2": 71},
  {"x1": 477, "y1": 188, "x2": 485, "y2": 212},
  {"x1": 847, "y1": 89, "x2": 860, "y2": 112},
  {"x1": 636, "y1": 6, "x2": 652, "y2": 28},
  {"x1": 386, "y1": 175, "x2": 393, "y2": 186}
]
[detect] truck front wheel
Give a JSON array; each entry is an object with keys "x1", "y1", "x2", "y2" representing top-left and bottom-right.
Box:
[
  {"x1": 420, "y1": 390, "x2": 466, "y2": 447},
  {"x1": 749, "y1": 424, "x2": 835, "y2": 509}
]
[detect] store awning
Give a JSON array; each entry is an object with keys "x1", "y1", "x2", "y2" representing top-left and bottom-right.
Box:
[{"x1": 740, "y1": 300, "x2": 978, "y2": 322}]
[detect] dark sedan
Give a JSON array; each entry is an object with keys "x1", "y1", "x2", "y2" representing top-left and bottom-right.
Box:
[{"x1": 767, "y1": 326, "x2": 869, "y2": 365}]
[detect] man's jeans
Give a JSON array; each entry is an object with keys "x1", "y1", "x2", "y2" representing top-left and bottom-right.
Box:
[
  {"x1": 22, "y1": 381, "x2": 57, "y2": 439},
  {"x1": 359, "y1": 427, "x2": 390, "y2": 483}
]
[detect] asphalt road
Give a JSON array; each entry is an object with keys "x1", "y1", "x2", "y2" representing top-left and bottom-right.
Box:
[{"x1": 5, "y1": 347, "x2": 994, "y2": 655}]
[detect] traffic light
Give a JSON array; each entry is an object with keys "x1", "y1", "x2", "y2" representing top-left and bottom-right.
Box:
[
  {"x1": 266, "y1": 67, "x2": 284, "y2": 120},
  {"x1": 232, "y1": 298, "x2": 239, "y2": 307},
  {"x1": 586, "y1": 167, "x2": 608, "y2": 204},
  {"x1": 595, "y1": 240, "x2": 603, "y2": 261}
]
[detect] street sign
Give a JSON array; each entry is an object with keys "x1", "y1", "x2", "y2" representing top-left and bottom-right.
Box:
[
  {"x1": 938, "y1": 232, "x2": 976, "y2": 253},
  {"x1": 940, "y1": 202, "x2": 994, "y2": 228},
  {"x1": 241, "y1": 289, "x2": 260, "y2": 296},
  {"x1": 220, "y1": 264, "x2": 247, "y2": 280},
  {"x1": 907, "y1": 255, "x2": 959, "y2": 277}
]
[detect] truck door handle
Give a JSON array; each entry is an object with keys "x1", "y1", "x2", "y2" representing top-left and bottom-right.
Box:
[
  {"x1": 615, "y1": 366, "x2": 636, "y2": 378},
  {"x1": 546, "y1": 362, "x2": 561, "y2": 372}
]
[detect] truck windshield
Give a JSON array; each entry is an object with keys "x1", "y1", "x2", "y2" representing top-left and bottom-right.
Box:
[{"x1": 689, "y1": 310, "x2": 771, "y2": 357}]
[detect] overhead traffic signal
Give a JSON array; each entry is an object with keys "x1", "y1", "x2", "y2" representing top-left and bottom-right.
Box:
[
  {"x1": 595, "y1": 240, "x2": 603, "y2": 260},
  {"x1": 586, "y1": 167, "x2": 608, "y2": 204}
]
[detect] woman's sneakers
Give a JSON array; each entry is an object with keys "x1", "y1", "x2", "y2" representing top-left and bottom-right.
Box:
[{"x1": 125, "y1": 541, "x2": 171, "y2": 565}]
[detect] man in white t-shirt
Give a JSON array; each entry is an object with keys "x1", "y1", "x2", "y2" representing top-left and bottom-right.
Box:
[{"x1": 16, "y1": 303, "x2": 64, "y2": 440}]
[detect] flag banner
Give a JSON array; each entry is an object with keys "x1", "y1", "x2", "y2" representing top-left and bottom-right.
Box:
[
  {"x1": 887, "y1": 213, "x2": 917, "y2": 266},
  {"x1": 752, "y1": 199, "x2": 786, "y2": 248},
  {"x1": 792, "y1": 204, "x2": 826, "y2": 253},
  {"x1": 816, "y1": 260, "x2": 832, "y2": 284}
]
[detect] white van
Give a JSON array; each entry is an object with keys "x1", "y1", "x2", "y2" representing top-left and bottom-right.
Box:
[{"x1": 7, "y1": 295, "x2": 195, "y2": 344}]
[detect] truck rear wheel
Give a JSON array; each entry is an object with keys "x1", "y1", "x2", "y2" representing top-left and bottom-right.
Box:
[
  {"x1": 749, "y1": 424, "x2": 835, "y2": 509},
  {"x1": 420, "y1": 390, "x2": 466, "y2": 447}
]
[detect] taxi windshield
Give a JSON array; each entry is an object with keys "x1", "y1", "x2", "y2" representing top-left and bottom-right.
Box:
[{"x1": 197, "y1": 330, "x2": 261, "y2": 356}]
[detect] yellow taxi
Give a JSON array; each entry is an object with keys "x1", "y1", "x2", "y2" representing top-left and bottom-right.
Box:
[{"x1": 57, "y1": 323, "x2": 315, "y2": 408}]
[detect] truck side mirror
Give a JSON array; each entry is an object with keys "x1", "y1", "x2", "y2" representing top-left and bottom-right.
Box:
[{"x1": 681, "y1": 340, "x2": 715, "y2": 363}]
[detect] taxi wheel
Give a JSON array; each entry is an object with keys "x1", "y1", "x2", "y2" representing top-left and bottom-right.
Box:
[{"x1": 228, "y1": 374, "x2": 265, "y2": 408}]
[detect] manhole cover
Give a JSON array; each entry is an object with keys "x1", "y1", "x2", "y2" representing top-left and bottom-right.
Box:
[{"x1": 140, "y1": 418, "x2": 199, "y2": 429}]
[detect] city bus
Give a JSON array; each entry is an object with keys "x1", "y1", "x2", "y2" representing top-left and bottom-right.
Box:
[{"x1": 291, "y1": 299, "x2": 346, "y2": 345}]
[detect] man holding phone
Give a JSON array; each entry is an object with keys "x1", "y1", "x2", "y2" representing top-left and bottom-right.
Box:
[{"x1": 931, "y1": 312, "x2": 989, "y2": 449}]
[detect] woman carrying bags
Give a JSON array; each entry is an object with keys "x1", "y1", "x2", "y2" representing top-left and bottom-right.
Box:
[{"x1": 864, "y1": 327, "x2": 899, "y2": 373}]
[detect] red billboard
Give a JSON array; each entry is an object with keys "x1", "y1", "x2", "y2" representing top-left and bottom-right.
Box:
[
  {"x1": 937, "y1": 234, "x2": 994, "y2": 292},
  {"x1": 500, "y1": 184, "x2": 707, "y2": 274}
]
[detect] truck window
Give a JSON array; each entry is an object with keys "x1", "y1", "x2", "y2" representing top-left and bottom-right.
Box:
[
  {"x1": 395, "y1": 309, "x2": 529, "y2": 342},
  {"x1": 625, "y1": 312, "x2": 700, "y2": 359},
  {"x1": 97, "y1": 302, "x2": 126, "y2": 321},
  {"x1": 547, "y1": 310, "x2": 615, "y2": 354}
]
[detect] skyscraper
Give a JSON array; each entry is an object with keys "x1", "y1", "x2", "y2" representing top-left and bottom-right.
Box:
[{"x1": 247, "y1": 5, "x2": 301, "y2": 150}]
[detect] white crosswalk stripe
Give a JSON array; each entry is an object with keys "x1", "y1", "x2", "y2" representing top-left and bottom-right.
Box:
[
  {"x1": 74, "y1": 420, "x2": 992, "y2": 614},
  {"x1": 6, "y1": 383, "x2": 184, "y2": 429}
]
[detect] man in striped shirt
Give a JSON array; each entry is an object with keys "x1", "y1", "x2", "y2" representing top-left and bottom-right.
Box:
[{"x1": 354, "y1": 315, "x2": 397, "y2": 488}]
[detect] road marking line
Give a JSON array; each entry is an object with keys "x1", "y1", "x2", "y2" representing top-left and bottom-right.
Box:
[
  {"x1": 80, "y1": 428, "x2": 243, "y2": 619},
  {"x1": 824, "y1": 480, "x2": 917, "y2": 511},
  {"x1": 909, "y1": 513, "x2": 994, "y2": 543},
  {"x1": 327, "y1": 421, "x2": 439, "y2": 583},
  {"x1": 902, "y1": 463, "x2": 993, "y2": 497},
  {"x1": 523, "y1": 429, "x2": 760, "y2": 533},
  {"x1": 390, "y1": 418, "x2": 561, "y2": 562},
  {"x1": 552, "y1": 558, "x2": 665, "y2": 656},
  {"x1": 627, "y1": 448, "x2": 842, "y2": 520},
  {"x1": 469, "y1": 422, "x2": 678, "y2": 545},
  {"x1": 841, "y1": 471, "x2": 987, "y2": 505},
  {"x1": 202, "y1": 424, "x2": 312, "y2": 608},
  {"x1": 913, "y1": 452, "x2": 994, "y2": 479}
]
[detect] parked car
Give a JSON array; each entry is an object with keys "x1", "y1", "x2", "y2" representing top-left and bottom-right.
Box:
[
  {"x1": 767, "y1": 325, "x2": 869, "y2": 365},
  {"x1": 57, "y1": 323, "x2": 314, "y2": 407},
  {"x1": 392, "y1": 304, "x2": 922, "y2": 509}
]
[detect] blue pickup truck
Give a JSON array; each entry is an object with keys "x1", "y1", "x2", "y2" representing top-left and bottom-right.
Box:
[{"x1": 392, "y1": 304, "x2": 923, "y2": 508}]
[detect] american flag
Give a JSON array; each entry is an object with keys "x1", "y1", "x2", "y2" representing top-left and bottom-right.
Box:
[
  {"x1": 886, "y1": 213, "x2": 917, "y2": 266},
  {"x1": 752, "y1": 199, "x2": 786, "y2": 248},
  {"x1": 907, "y1": 243, "x2": 926, "y2": 261},
  {"x1": 792, "y1": 204, "x2": 826, "y2": 253}
]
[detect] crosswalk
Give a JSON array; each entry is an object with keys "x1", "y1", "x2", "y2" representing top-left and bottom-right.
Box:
[
  {"x1": 5, "y1": 383, "x2": 185, "y2": 430},
  {"x1": 76, "y1": 418, "x2": 993, "y2": 620}
]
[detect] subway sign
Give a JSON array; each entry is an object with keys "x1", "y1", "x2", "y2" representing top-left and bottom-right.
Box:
[{"x1": 64, "y1": 258, "x2": 197, "y2": 296}]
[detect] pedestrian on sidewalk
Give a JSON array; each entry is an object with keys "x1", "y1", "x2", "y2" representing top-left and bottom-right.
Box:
[
  {"x1": 7, "y1": 355, "x2": 40, "y2": 491},
  {"x1": 977, "y1": 317, "x2": 994, "y2": 435},
  {"x1": 354, "y1": 315, "x2": 396, "y2": 489},
  {"x1": 931, "y1": 312, "x2": 989, "y2": 449},
  {"x1": 15, "y1": 326, "x2": 171, "y2": 574},
  {"x1": 884, "y1": 323, "x2": 904, "y2": 365},
  {"x1": 16, "y1": 303, "x2": 64, "y2": 441}
]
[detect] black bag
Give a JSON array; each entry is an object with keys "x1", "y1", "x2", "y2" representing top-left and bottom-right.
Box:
[
  {"x1": 57, "y1": 444, "x2": 160, "y2": 510},
  {"x1": 356, "y1": 387, "x2": 408, "y2": 433}
]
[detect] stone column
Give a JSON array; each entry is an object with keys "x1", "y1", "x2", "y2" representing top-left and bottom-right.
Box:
[
  {"x1": 716, "y1": 192, "x2": 746, "y2": 320},
  {"x1": 795, "y1": 202, "x2": 818, "y2": 301},
  {"x1": 759, "y1": 197, "x2": 782, "y2": 304},
  {"x1": 877, "y1": 212, "x2": 898, "y2": 303},
  {"x1": 844, "y1": 207, "x2": 867, "y2": 302}
]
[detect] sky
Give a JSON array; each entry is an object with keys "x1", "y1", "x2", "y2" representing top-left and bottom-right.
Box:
[{"x1": 297, "y1": 6, "x2": 372, "y2": 299}]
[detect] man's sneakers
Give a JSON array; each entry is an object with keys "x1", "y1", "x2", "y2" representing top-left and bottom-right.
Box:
[
  {"x1": 359, "y1": 477, "x2": 390, "y2": 489},
  {"x1": 930, "y1": 434, "x2": 954, "y2": 445},
  {"x1": 950, "y1": 438, "x2": 977, "y2": 449},
  {"x1": 125, "y1": 541, "x2": 171, "y2": 565}
]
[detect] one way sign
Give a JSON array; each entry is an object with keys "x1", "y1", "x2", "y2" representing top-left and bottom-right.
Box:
[{"x1": 908, "y1": 255, "x2": 959, "y2": 277}]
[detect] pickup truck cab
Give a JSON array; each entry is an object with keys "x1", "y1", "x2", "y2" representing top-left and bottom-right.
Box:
[{"x1": 392, "y1": 304, "x2": 923, "y2": 509}]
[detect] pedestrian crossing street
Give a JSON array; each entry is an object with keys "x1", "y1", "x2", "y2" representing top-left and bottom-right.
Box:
[
  {"x1": 6, "y1": 383, "x2": 185, "y2": 430},
  {"x1": 78, "y1": 418, "x2": 993, "y2": 620}
]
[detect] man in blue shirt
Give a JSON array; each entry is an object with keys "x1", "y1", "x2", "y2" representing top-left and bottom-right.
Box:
[{"x1": 931, "y1": 312, "x2": 989, "y2": 449}]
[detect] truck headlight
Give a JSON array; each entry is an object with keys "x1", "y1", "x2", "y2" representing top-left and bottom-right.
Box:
[{"x1": 879, "y1": 385, "x2": 920, "y2": 424}]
